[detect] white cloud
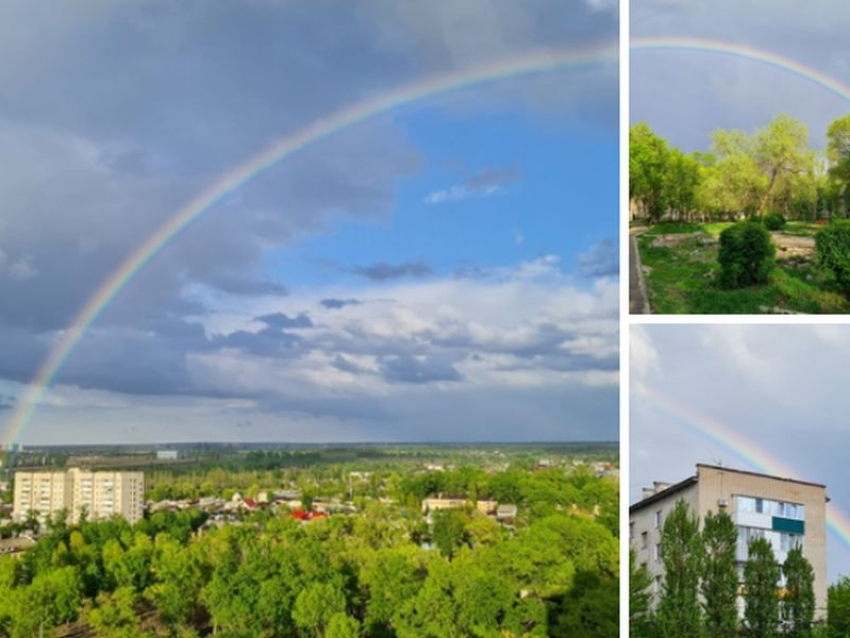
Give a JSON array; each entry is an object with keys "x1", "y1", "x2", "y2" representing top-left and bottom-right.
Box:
[
  {"x1": 193, "y1": 255, "x2": 619, "y2": 403},
  {"x1": 423, "y1": 183, "x2": 501, "y2": 205}
]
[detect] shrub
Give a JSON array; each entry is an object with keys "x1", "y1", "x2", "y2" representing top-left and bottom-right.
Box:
[
  {"x1": 763, "y1": 212, "x2": 786, "y2": 231},
  {"x1": 717, "y1": 221, "x2": 775, "y2": 288},
  {"x1": 816, "y1": 220, "x2": 850, "y2": 291}
]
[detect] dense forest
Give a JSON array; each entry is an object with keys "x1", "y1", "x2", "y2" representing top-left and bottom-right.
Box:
[
  {"x1": 630, "y1": 114, "x2": 850, "y2": 222},
  {"x1": 0, "y1": 465, "x2": 618, "y2": 638}
]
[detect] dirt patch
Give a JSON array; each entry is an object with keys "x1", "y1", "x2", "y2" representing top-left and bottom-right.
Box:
[
  {"x1": 773, "y1": 233, "x2": 815, "y2": 260},
  {"x1": 650, "y1": 233, "x2": 715, "y2": 248}
]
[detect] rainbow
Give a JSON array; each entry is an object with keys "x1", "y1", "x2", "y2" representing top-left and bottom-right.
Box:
[
  {"x1": 633, "y1": 385, "x2": 850, "y2": 554},
  {"x1": 0, "y1": 42, "x2": 618, "y2": 446},
  {"x1": 631, "y1": 36, "x2": 850, "y2": 103},
  {"x1": 7, "y1": 36, "x2": 850, "y2": 449}
]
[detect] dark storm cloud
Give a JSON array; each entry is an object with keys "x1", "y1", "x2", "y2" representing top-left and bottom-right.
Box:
[
  {"x1": 320, "y1": 298, "x2": 362, "y2": 310},
  {"x1": 577, "y1": 237, "x2": 619, "y2": 278},
  {"x1": 378, "y1": 354, "x2": 463, "y2": 384},
  {"x1": 205, "y1": 274, "x2": 288, "y2": 297},
  {"x1": 256, "y1": 312, "x2": 313, "y2": 329},
  {"x1": 332, "y1": 354, "x2": 366, "y2": 375},
  {"x1": 213, "y1": 327, "x2": 303, "y2": 357},
  {"x1": 464, "y1": 168, "x2": 524, "y2": 189},
  {"x1": 349, "y1": 261, "x2": 433, "y2": 281}
]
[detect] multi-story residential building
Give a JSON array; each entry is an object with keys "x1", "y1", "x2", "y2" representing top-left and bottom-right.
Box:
[
  {"x1": 156, "y1": 450, "x2": 184, "y2": 461},
  {"x1": 13, "y1": 468, "x2": 144, "y2": 525},
  {"x1": 12, "y1": 471, "x2": 72, "y2": 523},
  {"x1": 630, "y1": 464, "x2": 828, "y2": 618}
]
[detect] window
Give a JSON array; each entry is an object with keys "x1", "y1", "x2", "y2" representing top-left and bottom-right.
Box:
[
  {"x1": 737, "y1": 496, "x2": 756, "y2": 513},
  {"x1": 654, "y1": 543, "x2": 661, "y2": 561},
  {"x1": 641, "y1": 531, "x2": 648, "y2": 549},
  {"x1": 737, "y1": 495, "x2": 805, "y2": 520},
  {"x1": 781, "y1": 533, "x2": 802, "y2": 552},
  {"x1": 655, "y1": 510, "x2": 663, "y2": 528},
  {"x1": 630, "y1": 523, "x2": 634, "y2": 540}
]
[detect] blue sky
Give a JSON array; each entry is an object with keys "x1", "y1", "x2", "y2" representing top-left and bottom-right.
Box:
[
  {"x1": 265, "y1": 110, "x2": 618, "y2": 289},
  {"x1": 0, "y1": 0, "x2": 618, "y2": 444}
]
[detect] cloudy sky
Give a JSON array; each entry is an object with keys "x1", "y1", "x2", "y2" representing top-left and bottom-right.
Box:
[
  {"x1": 631, "y1": 0, "x2": 850, "y2": 151},
  {"x1": 632, "y1": 324, "x2": 850, "y2": 581},
  {"x1": 0, "y1": 1, "x2": 619, "y2": 444}
]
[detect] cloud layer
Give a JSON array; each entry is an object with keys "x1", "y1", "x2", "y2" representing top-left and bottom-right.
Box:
[
  {"x1": 0, "y1": 1, "x2": 618, "y2": 444},
  {"x1": 632, "y1": 0, "x2": 850, "y2": 150}
]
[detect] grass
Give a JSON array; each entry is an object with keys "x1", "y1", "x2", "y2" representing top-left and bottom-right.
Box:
[
  {"x1": 640, "y1": 221, "x2": 704, "y2": 236},
  {"x1": 781, "y1": 221, "x2": 822, "y2": 237},
  {"x1": 637, "y1": 229, "x2": 850, "y2": 314}
]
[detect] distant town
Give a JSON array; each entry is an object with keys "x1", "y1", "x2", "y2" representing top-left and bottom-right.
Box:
[{"x1": 0, "y1": 442, "x2": 619, "y2": 637}]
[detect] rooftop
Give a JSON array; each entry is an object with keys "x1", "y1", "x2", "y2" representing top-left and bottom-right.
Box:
[{"x1": 630, "y1": 464, "x2": 827, "y2": 513}]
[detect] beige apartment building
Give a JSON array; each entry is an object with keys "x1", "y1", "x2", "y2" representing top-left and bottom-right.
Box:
[
  {"x1": 13, "y1": 468, "x2": 144, "y2": 525},
  {"x1": 630, "y1": 464, "x2": 828, "y2": 619}
]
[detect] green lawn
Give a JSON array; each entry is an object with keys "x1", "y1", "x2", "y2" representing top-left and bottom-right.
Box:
[
  {"x1": 782, "y1": 221, "x2": 823, "y2": 237},
  {"x1": 637, "y1": 228, "x2": 850, "y2": 314}
]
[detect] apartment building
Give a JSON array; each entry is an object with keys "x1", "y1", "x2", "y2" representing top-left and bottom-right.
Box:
[
  {"x1": 630, "y1": 464, "x2": 828, "y2": 618},
  {"x1": 13, "y1": 468, "x2": 144, "y2": 525}
]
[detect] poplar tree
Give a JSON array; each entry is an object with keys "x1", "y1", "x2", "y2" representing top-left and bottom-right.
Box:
[
  {"x1": 657, "y1": 500, "x2": 702, "y2": 638},
  {"x1": 783, "y1": 546, "x2": 816, "y2": 638},
  {"x1": 744, "y1": 537, "x2": 781, "y2": 638},
  {"x1": 701, "y1": 509, "x2": 740, "y2": 638},
  {"x1": 630, "y1": 549, "x2": 654, "y2": 638}
]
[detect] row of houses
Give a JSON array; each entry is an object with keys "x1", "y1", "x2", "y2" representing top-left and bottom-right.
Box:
[{"x1": 421, "y1": 495, "x2": 518, "y2": 524}]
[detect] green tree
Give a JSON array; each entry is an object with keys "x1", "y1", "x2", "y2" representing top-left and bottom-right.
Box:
[
  {"x1": 827, "y1": 576, "x2": 850, "y2": 638},
  {"x1": 629, "y1": 549, "x2": 654, "y2": 638},
  {"x1": 326, "y1": 613, "x2": 361, "y2": 638},
  {"x1": 827, "y1": 115, "x2": 850, "y2": 216},
  {"x1": 656, "y1": 500, "x2": 702, "y2": 638},
  {"x1": 293, "y1": 582, "x2": 347, "y2": 638},
  {"x1": 664, "y1": 148, "x2": 702, "y2": 221},
  {"x1": 89, "y1": 586, "x2": 142, "y2": 638},
  {"x1": 753, "y1": 115, "x2": 813, "y2": 215},
  {"x1": 744, "y1": 537, "x2": 781, "y2": 638},
  {"x1": 144, "y1": 535, "x2": 204, "y2": 628},
  {"x1": 550, "y1": 571, "x2": 618, "y2": 638},
  {"x1": 783, "y1": 546, "x2": 815, "y2": 638},
  {"x1": 630, "y1": 122, "x2": 672, "y2": 222},
  {"x1": 701, "y1": 510, "x2": 739, "y2": 638},
  {"x1": 431, "y1": 509, "x2": 468, "y2": 559},
  {"x1": 702, "y1": 128, "x2": 768, "y2": 217}
]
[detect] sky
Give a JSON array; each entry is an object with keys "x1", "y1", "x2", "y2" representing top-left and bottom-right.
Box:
[
  {"x1": 631, "y1": 0, "x2": 850, "y2": 151},
  {"x1": 0, "y1": 1, "x2": 619, "y2": 445},
  {"x1": 631, "y1": 324, "x2": 850, "y2": 582}
]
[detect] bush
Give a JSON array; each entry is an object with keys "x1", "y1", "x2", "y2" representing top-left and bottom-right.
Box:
[
  {"x1": 763, "y1": 213, "x2": 786, "y2": 231},
  {"x1": 816, "y1": 220, "x2": 850, "y2": 291},
  {"x1": 718, "y1": 221, "x2": 775, "y2": 288}
]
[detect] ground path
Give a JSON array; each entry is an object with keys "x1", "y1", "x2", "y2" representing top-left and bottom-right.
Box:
[
  {"x1": 629, "y1": 225, "x2": 650, "y2": 314},
  {"x1": 773, "y1": 232, "x2": 815, "y2": 258}
]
